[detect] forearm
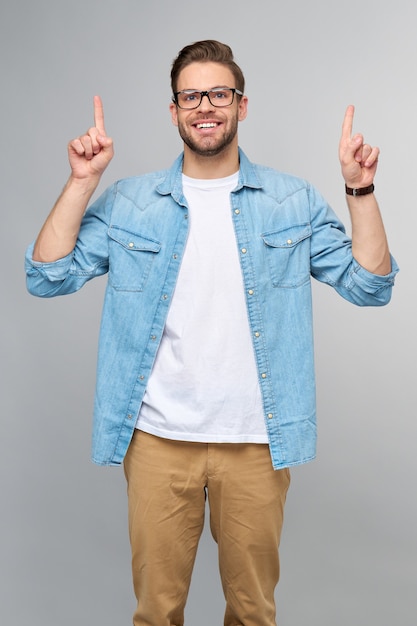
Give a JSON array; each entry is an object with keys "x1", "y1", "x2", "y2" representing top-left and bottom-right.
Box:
[
  {"x1": 347, "y1": 192, "x2": 392, "y2": 275},
  {"x1": 32, "y1": 175, "x2": 100, "y2": 262}
]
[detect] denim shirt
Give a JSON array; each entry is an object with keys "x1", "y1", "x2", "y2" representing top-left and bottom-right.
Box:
[{"x1": 25, "y1": 149, "x2": 398, "y2": 469}]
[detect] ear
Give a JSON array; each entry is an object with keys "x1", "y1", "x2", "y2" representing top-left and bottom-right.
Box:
[
  {"x1": 238, "y1": 95, "x2": 248, "y2": 122},
  {"x1": 169, "y1": 102, "x2": 179, "y2": 127}
]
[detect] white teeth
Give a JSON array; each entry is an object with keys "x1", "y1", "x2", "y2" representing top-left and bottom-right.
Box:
[{"x1": 197, "y1": 122, "x2": 217, "y2": 128}]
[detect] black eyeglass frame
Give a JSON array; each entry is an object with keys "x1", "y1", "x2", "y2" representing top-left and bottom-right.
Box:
[{"x1": 172, "y1": 87, "x2": 244, "y2": 110}]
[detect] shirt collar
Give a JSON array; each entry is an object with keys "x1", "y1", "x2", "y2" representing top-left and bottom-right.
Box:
[{"x1": 156, "y1": 148, "x2": 263, "y2": 202}]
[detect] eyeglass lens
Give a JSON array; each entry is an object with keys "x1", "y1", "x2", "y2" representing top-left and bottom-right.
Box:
[{"x1": 177, "y1": 89, "x2": 235, "y2": 109}]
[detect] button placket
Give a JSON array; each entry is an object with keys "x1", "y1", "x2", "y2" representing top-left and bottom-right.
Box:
[{"x1": 232, "y1": 204, "x2": 279, "y2": 438}]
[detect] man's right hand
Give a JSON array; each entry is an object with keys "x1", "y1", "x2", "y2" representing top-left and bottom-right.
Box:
[
  {"x1": 68, "y1": 95, "x2": 114, "y2": 181},
  {"x1": 32, "y1": 96, "x2": 114, "y2": 263}
]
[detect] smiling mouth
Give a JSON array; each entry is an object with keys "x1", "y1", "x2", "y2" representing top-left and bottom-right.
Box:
[{"x1": 195, "y1": 122, "x2": 219, "y2": 129}]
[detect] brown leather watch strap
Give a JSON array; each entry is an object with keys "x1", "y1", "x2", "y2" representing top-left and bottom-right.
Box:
[{"x1": 345, "y1": 183, "x2": 375, "y2": 196}]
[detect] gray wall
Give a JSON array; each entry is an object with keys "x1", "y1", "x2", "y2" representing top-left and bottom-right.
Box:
[{"x1": 1, "y1": 0, "x2": 415, "y2": 624}]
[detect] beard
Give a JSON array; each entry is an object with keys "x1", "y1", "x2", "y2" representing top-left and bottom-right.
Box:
[{"x1": 177, "y1": 114, "x2": 239, "y2": 157}]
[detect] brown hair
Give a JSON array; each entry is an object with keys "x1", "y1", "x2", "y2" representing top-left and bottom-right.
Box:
[{"x1": 170, "y1": 40, "x2": 245, "y2": 95}]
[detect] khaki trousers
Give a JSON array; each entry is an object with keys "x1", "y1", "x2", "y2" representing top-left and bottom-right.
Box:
[{"x1": 123, "y1": 430, "x2": 290, "y2": 626}]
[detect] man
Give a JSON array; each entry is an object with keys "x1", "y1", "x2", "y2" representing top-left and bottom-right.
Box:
[{"x1": 25, "y1": 40, "x2": 398, "y2": 625}]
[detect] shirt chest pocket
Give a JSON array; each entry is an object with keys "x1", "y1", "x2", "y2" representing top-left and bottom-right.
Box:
[
  {"x1": 262, "y1": 223, "x2": 312, "y2": 288},
  {"x1": 108, "y1": 226, "x2": 162, "y2": 292}
]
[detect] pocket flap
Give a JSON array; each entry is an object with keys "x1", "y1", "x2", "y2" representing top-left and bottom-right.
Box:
[
  {"x1": 262, "y1": 224, "x2": 312, "y2": 249},
  {"x1": 108, "y1": 226, "x2": 161, "y2": 252}
]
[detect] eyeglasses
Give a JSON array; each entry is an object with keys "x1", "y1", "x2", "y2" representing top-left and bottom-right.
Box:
[{"x1": 173, "y1": 87, "x2": 243, "y2": 110}]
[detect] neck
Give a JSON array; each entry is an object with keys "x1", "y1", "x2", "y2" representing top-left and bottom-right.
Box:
[{"x1": 182, "y1": 144, "x2": 240, "y2": 179}]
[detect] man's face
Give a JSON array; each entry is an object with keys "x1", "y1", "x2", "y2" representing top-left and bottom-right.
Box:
[{"x1": 170, "y1": 62, "x2": 248, "y2": 158}]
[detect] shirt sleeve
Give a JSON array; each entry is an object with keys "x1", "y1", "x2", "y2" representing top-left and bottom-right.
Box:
[
  {"x1": 307, "y1": 183, "x2": 399, "y2": 306},
  {"x1": 25, "y1": 184, "x2": 116, "y2": 298}
]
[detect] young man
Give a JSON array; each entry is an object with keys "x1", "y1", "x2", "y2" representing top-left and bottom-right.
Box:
[{"x1": 26, "y1": 40, "x2": 398, "y2": 625}]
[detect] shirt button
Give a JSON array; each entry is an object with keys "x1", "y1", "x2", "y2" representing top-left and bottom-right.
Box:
[
  {"x1": 151, "y1": 335, "x2": 157, "y2": 340},
  {"x1": 254, "y1": 331, "x2": 260, "y2": 338},
  {"x1": 248, "y1": 289, "x2": 254, "y2": 296},
  {"x1": 287, "y1": 239, "x2": 292, "y2": 245},
  {"x1": 267, "y1": 413, "x2": 273, "y2": 419},
  {"x1": 162, "y1": 294, "x2": 168, "y2": 300},
  {"x1": 128, "y1": 242, "x2": 134, "y2": 248},
  {"x1": 127, "y1": 414, "x2": 133, "y2": 420},
  {"x1": 261, "y1": 373, "x2": 267, "y2": 379},
  {"x1": 173, "y1": 253, "x2": 178, "y2": 259},
  {"x1": 139, "y1": 375, "x2": 145, "y2": 381},
  {"x1": 241, "y1": 248, "x2": 247, "y2": 254},
  {"x1": 234, "y1": 209, "x2": 240, "y2": 215}
]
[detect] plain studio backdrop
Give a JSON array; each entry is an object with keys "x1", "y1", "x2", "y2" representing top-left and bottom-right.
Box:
[{"x1": 1, "y1": 1, "x2": 415, "y2": 624}]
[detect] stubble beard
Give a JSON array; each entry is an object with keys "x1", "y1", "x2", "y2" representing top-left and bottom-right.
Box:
[{"x1": 177, "y1": 115, "x2": 239, "y2": 158}]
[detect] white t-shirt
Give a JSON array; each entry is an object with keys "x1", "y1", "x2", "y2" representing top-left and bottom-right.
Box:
[{"x1": 136, "y1": 172, "x2": 268, "y2": 443}]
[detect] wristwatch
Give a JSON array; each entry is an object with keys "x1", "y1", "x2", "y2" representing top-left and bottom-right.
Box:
[{"x1": 345, "y1": 183, "x2": 375, "y2": 196}]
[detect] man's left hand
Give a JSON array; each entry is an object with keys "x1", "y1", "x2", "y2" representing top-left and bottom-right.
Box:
[{"x1": 339, "y1": 105, "x2": 379, "y2": 189}]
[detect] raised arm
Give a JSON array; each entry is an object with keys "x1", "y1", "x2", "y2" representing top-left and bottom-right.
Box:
[
  {"x1": 32, "y1": 96, "x2": 114, "y2": 262},
  {"x1": 339, "y1": 105, "x2": 391, "y2": 275}
]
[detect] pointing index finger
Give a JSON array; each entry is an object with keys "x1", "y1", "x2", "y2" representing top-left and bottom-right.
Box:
[
  {"x1": 94, "y1": 95, "x2": 106, "y2": 135},
  {"x1": 341, "y1": 104, "x2": 355, "y2": 141}
]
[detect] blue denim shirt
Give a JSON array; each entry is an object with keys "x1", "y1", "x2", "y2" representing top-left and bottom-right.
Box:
[{"x1": 25, "y1": 150, "x2": 398, "y2": 469}]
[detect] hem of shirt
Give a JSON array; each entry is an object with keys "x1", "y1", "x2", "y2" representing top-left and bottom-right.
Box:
[{"x1": 136, "y1": 422, "x2": 269, "y2": 444}]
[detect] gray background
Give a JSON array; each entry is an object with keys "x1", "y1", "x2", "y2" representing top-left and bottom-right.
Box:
[{"x1": 1, "y1": 0, "x2": 415, "y2": 624}]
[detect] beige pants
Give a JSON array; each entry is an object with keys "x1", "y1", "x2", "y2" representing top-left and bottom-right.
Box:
[{"x1": 124, "y1": 430, "x2": 290, "y2": 626}]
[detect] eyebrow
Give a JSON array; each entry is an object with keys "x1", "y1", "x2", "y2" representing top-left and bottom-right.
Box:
[{"x1": 178, "y1": 85, "x2": 234, "y2": 92}]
